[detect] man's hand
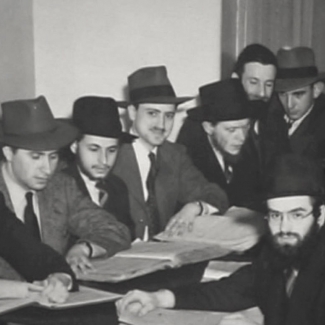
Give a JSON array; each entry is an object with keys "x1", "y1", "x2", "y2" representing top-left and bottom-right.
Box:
[
  {"x1": 116, "y1": 289, "x2": 175, "y2": 317},
  {"x1": 66, "y1": 243, "x2": 94, "y2": 275},
  {"x1": 34, "y1": 273, "x2": 71, "y2": 304},
  {"x1": 165, "y1": 202, "x2": 202, "y2": 236}
]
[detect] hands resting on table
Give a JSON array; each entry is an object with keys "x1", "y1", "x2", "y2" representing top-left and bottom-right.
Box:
[
  {"x1": 115, "y1": 289, "x2": 259, "y2": 325},
  {"x1": 0, "y1": 273, "x2": 71, "y2": 303}
]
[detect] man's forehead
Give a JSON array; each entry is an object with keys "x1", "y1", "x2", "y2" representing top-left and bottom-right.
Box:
[
  {"x1": 80, "y1": 134, "x2": 119, "y2": 147},
  {"x1": 16, "y1": 148, "x2": 58, "y2": 155},
  {"x1": 242, "y1": 62, "x2": 276, "y2": 80},
  {"x1": 279, "y1": 85, "x2": 311, "y2": 95},
  {"x1": 267, "y1": 195, "x2": 313, "y2": 210},
  {"x1": 217, "y1": 118, "x2": 251, "y2": 128},
  {"x1": 137, "y1": 102, "x2": 176, "y2": 111}
]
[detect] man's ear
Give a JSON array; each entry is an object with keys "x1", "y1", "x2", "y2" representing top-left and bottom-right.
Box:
[
  {"x1": 127, "y1": 104, "x2": 137, "y2": 122},
  {"x1": 70, "y1": 141, "x2": 78, "y2": 154},
  {"x1": 202, "y1": 121, "x2": 214, "y2": 136},
  {"x1": 313, "y1": 81, "x2": 325, "y2": 99},
  {"x1": 231, "y1": 72, "x2": 240, "y2": 79},
  {"x1": 317, "y1": 204, "x2": 325, "y2": 227},
  {"x1": 2, "y1": 146, "x2": 14, "y2": 162}
]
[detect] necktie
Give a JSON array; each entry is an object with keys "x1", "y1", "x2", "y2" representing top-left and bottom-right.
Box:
[
  {"x1": 24, "y1": 192, "x2": 41, "y2": 240},
  {"x1": 96, "y1": 182, "x2": 108, "y2": 207},
  {"x1": 146, "y1": 152, "x2": 160, "y2": 237},
  {"x1": 285, "y1": 268, "x2": 297, "y2": 297},
  {"x1": 286, "y1": 119, "x2": 294, "y2": 131},
  {"x1": 224, "y1": 162, "x2": 233, "y2": 183}
]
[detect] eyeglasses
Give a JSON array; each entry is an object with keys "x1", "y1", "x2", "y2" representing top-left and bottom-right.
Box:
[{"x1": 266, "y1": 210, "x2": 314, "y2": 223}]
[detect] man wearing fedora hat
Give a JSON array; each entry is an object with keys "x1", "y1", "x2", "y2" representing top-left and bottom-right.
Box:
[
  {"x1": 266, "y1": 46, "x2": 325, "y2": 160},
  {"x1": 64, "y1": 96, "x2": 135, "y2": 238},
  {"x1": 117, "y1": 154, "x2": 325, "y2": 325},
  {"x1": 112, "y1": 66, "x2": 228, "y2": 240},
  {"x1": 0, "y1": 96, "x2": 131, "y2": 279},
  {"x1": 182, "y1": 79, "x2": 261, "y2": 210}
]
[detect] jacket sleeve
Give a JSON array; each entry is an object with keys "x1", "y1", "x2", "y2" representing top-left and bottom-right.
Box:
[
  {"x1": 172, "y1": 264, "x2": 257, "y2": 312},
  {"x1": 63, "y1": 174, "x2": 131, "y2": 257},
  {"x1": 0, "y1": 193, "x2": 76, "y2": 286},
  {"x1": 176, "y1": 144, "x2": 229, "y2": 214}
]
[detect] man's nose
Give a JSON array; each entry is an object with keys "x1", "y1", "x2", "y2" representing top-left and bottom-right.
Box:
[
  {"x1": 156, "y1": 115, "x2": 166, "y2": 129},
  {"x1": 279, "y1": 215, "x2": 292, "y2": 233},
  {"x1": 99, "y1": 150, "x2": 108, "y2": 165},
  {"x1": 41, "y1": 158, "x2": 52, "y2": 175}
]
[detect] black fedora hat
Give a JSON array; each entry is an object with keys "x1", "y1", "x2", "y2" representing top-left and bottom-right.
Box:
[
  {"x1": 265, "y1": 154, "x2": 324, "y2": 200},
  {"x1": 128, "y1": 66, "x2": 192, "y2": 105},
  {"x1": 275, "y1": 47, "x2": 325, "y2": 92},
  {"x1": 72, "y1": 96, "x2": 135, "y2": 142},
  {"x1": 0, "y1": 96, "x2": 78, "y2": 151},
  {"x1": 188, "y1": 79, "x2": 253, "y2": 122}
]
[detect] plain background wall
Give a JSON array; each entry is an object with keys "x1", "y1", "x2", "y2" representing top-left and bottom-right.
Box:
[
  {"x1": 0, "y1": 0, "x2": 35, "y2": 107},
  {"x1": 33, "y1": 0, "x2": 222, "y2": 117}
]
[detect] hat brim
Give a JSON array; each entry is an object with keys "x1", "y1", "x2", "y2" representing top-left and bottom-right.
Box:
[
  {"x1": 275, "y1": 72, "x2": 325, "y2": 92},
  {"x1": 132, "y1": 96, "x2": 193, "y2": 105},
  {"x1": 0, "y1": 120, "x2": 79, "y2": 151}
]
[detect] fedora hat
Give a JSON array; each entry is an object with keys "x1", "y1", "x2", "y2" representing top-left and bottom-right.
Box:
[
  {"x1": 0, "y1": 96, "x2": 78, "y2": 151},
  {"x1": 187, "y1": 79, "x2": 253, "y2": 122},
  {"x1": 128, "y1": 66, "x2": 192, "y2": 104},
  {"x1": 73, "y1": 96, "x2": 135, "y2": 142},
  {"x1": 275, "y1": 46, "x2": 325, "y2": 92},
  {"x1": 264, "y1": 154, "x2": 324, "y2": 200}
]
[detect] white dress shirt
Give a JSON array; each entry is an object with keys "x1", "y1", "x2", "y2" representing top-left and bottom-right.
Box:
[{"x1": 1, "y1": 164, "x2": 41, "y2": 233}]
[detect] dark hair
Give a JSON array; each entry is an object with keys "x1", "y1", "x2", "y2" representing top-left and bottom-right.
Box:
[{"x1": 234, "y1": 44, "x2": 277, "y2": 77}]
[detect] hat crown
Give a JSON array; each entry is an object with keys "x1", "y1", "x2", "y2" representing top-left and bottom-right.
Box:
[
  {"x1": 277, "y1": 47, "x2": 316, "y2": 69},
  {"x1": 265, "y1": 154, "x2": 324, "y2": 199},
  {"x1": 73, "y1": 96, "x2": 122, "y2": 138},
  {"x1": 2, "y1": 96, "x2": 56, "y2": 136},
  {"x1": 189, "y1": 79, "x2": 251, "y2": 122}
]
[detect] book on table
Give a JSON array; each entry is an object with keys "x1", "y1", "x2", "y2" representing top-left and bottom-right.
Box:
[
  {"x1": 119, "y1": 306, "x2": 264, "y2": 325},
  {"x1": 77, "y1": 207, "x2": 264, "y2": 283},
  {"x1": 0, "y1": 285, "x2": 121, "y2": 316}
]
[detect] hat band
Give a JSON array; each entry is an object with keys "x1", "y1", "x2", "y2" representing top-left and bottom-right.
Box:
[
  {"x1": 130, "y1": 85, "x2": 176, "y2": 102},
  {"x1": 277, "y1": 66, "x2": 318, "y2": 79}
]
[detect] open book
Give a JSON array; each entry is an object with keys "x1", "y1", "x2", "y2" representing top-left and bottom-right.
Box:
[
  {"x1": 78, "y1": 241, "x2": 231, "y2": 283},
  {"x1": 119, "y1": 306, "x2": 264, "y2": 325},
  {"x1": 155, "y1": 206, "x2": 266, "y2": 252},
  {"x1": 0, "y1": 285, "x2": 121, "y2": 316}
]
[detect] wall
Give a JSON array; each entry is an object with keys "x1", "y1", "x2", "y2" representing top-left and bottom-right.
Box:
[
  {"x1": 0, "y1": 0, "x2": 35, "y2": 106},
  {"x1": 33, "y1": 0, "x2": 222, "y2": 117}
]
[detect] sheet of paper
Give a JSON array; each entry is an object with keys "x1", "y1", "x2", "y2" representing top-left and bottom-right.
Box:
[
  {"x1": 119, "y1": 307, "x2": 263, "y2": 325},
  {"x1": 0, "y1": 295, "x2": 36, "y2": 315},
  {"x1": 39, "y1": 285, "x2": 121, "y2": 309}
]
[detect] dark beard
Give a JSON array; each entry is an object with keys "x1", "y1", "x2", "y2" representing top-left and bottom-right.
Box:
[
  {"x1": 266, "y1": 221, "x2": 320, "y2": 271},
  {"x1": 250, "y1": 100, "x2": 269, "y2": 123}
]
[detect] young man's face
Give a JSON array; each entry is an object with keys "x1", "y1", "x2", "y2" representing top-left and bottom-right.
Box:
[
  {"x1": 71, "y1": 135, "x2": 119, "y2": 180},
  {"x1": 278, "y1": 85, "x2": 316, "y2": 121},
  {"x1": 241, "y1": 62, "x2": 276, "y2": 102},
  {"x1": 3, "y1": 147, "x2": 59, "y2": 191},
  {"x1": 203, "y1": 119, "x2": 251, "y2": 157},
  {"x1": 128, "y1": 103, "x2": 176, "y2": 150},
  {"x1": 267, "y1": 196, "x2": 324, "y2": 254}
]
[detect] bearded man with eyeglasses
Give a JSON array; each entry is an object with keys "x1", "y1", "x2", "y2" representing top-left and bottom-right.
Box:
[{"x1": 116, "y1": 154, "x2": 325, "y2": 325}]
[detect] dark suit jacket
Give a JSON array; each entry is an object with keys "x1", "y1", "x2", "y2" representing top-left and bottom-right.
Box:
[
  {"x1": 112, "y1": 141, "x2": 229, "y2": 239},
  {"x1": 265, "y1": 93, "x2": 325, "y2": 162},
  {"x1": 63, "y1": 163, "x2": 135, "y2": 240},
  {"x1": 177, "y1": 120, "x2": 262, "y2": 210},
  {"x1": 173, "y1": 226, "x2": 325, "y2": 325},
  {"x1": 0, "y1": 167, "x2": 131, "y2": 280},
  {"x1": 0, "y1": 192, "x2": 75, "y2": 285}
]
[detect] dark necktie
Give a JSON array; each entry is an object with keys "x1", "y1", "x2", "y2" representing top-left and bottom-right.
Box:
[
  {"x1": 146, "y1": 152, "x2": 160, "y2": 237},
  {"x1": 285, "y1": 267, "x2": 297, "y2": 297},
  {"x1": 96, "y1": 181, "x2": 108, "y2": 207},
  {"x1": 286, "y1": 119, "x2": 294, "y2": 132},
  {"x1": 24, "y1": 192, "x2": 41, "y2": 240},
  {"x1": 224, "y1": 162, "x2": 233, "y2": 184}
]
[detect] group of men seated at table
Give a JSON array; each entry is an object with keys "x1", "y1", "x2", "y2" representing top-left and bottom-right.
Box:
[{"x1": 0, "y1": 43, "x2": 325, "y2": 325}]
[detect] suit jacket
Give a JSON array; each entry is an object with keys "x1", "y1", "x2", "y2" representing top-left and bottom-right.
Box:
[
  {"x1": 0, "y1": 167, "x2": 131, "y2": 280},
  {"x1": 112, "y1": 141, "x2": 229, "y2": 239},
  {"x1": 177, "y1": 120, "x2": 262, "y2": 210},
  {"x1": 265, "y1": 93, "x2": 325, "y2": 162},
  {"x1": 174, "y1": 226, "x2": 325, "y2": 325},
  {"x1": 63, "y1": 163, "x2": 135, "y2": 240},
  {"x1": 0, "y1": 192, "x2": 75, "y2": 285}
]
